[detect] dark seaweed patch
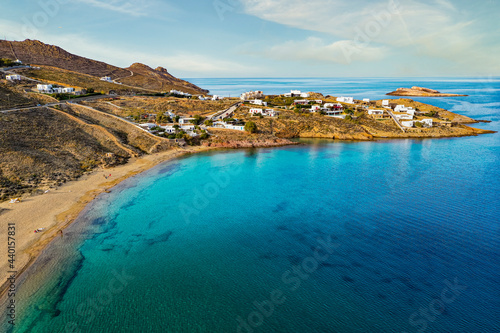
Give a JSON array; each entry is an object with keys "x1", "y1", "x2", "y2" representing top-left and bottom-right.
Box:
[
  {"x1": 342, "y1": 275, "x2": 355, "y2": 283},
  {"x1": 144, "y1": 231, "x2": 173, "y2": 246}
]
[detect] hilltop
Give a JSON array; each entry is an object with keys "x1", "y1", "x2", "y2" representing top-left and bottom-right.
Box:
[{"x1": 0, "y1": 39, "x2": 207, "y2": 94}]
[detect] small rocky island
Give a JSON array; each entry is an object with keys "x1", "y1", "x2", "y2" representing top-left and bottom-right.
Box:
[{"x1": 387, "y1": 86, "x2": 468, "y2": 97}]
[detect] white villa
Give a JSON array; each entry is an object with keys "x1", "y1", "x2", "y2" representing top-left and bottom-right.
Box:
[
  {"x1": 293, "y1": 99, "x2": 309, "y2": 105},
  {"x1": 326, "y1": 110, "x2": 344, "y2": 118},
  {"x1": 249, "y1": 108, "x2": 263, "y2": 115},
  {"x1": 394, "y1": 105, "x2": 416, "y2": 115},
  {"x1": 382, "y1": 100, "x2": 390, "y2": 107},
  {"x1": 395, "y1": 114, "x2": 414, "y2": 120},
  {"x1": 161, "y1": 124, "x2": 196, "y2": 136},
  {"x1": 213, "y1": 121, "x2": 244, "y2": 131},
  {"x1": 179, "y1": 118, "x2": 196, "y2": 125},
  {"x1": 401, "y1": 119, "x2": 433, "y2": 128},
  {"x1": 250, "y1": 99, "x2": 268, "y2": 106},
  {"x1": 37, "y1": 84, "x2": 53, "y2": 93},
  {"x1": 62, "y1": 87, "x2": 74, "y2": 93},
  {"x1": 241, "y1": 91, "x2": 264, "y2": 100},
  {"x1": 420, "y1": 119, "x2": 433, "y2": 127},
  {"x1": 6, "y1": 74, "x2": 21, "y2": 81},
  {"x1": 310, "y1": 105, "x2": 321, "y2": 112},
  {"x1": 284, "y1": 90, "x2": 310, "y2": 98},
  {"x1": 337, "y1": 97, "x2": 354, "y2": 104},
  {"x1": 100, "y1": 76, "x2": 113, "y2": 82},
  {"x1": 368, "y1": 109, "x2": 385, "y2": 115},
  {"x1": 363, "y1": 98, "x2": 370, "y2": 103},
  {"x1": 212, "y1": 95, "x2": 224, "y2": 100},
  {"x1": 139, "y1": 123, "x2": 157, "y2": 131}
]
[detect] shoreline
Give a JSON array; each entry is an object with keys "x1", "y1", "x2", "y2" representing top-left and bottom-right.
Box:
[
  {"x1": 0, "y1": 127, "x2": 495, "y2": 298},
  {"x1": 0, "y1": 146, "x2": 217, "y2": 298}
]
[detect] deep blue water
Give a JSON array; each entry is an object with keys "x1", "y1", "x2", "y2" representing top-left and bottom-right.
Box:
[{"x1": 2, "y1": 78, "x2": 499, "y2": 333}]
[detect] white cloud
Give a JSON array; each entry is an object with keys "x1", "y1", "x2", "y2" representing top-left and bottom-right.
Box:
[
  {"x1": 264, "y1": 37, "x2": 387, "y2": 64},
  {"x1": 239, "y1": 0, "x2": 500, "y2": 73},
  {"x1": 74, "y1": 0, "x2": 154, "y2": 17}
]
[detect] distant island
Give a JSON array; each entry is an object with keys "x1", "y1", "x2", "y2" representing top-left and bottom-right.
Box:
[{"x1": 387, "y1": 86, "x2": 468, "y2": 97}]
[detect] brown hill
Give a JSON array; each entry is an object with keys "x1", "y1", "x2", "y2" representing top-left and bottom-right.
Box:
[
  {"x1": 120, "y1": 63, "x2": 206, "y2": 93},
  {"x1": 0, "y1": 39, "x2": 207, "y2": 94},
  {"x1": 0, "y1": 104, "x2": 173, "y2": 200}
]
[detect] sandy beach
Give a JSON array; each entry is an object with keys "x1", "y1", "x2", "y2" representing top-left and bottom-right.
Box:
[{"x1": 0, "y1": 146, "x2": 213, "y2": 296}]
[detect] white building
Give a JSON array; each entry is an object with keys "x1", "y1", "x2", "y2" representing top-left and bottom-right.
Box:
[
  {"x1": 324, "y1": 103, "x2": 344, "y2": 110},
  {"x1": 363, "y1": 98, "x2": 370, "y2": 103},
  {"x1": 315, "y1": 100, "x2": 323, "y2": 104},
  {"x1": 401, "y1": 121, "x2": 414, "y2": 128},
  {"x1": 368, "y1": 109, "x2": 385, "y2": 115},
  {"x1": 337, "y1": 97, "x2": 354, "y2": 104},
  {"x1": 293, "y1": 99, "x2": 309, "y2": 105},
  {"x1": 382, "y1": 100, "x2": 390, "y2": 107},
  {"x1": 394, "y1": 105, "x2": 407, "y2": 112},
  {"x1": 284, "y1": 90, "x2": 310, "y2": 98},
  {"x1": 265, "y1": 109, "x2": 279, "y2": 117},
  {"x1": 420, "y1": 119, "x2": 433, "y2": 127},
  {"x1": 249, "y1": 108, "x2": 263, "y2": 115},
  {"x1": 241, "y1": 91, "x2": 264, "y2": 100},
  {"x1": 6, "y1": 74, "x2": 21, "y2": 81},
  {"x1": 139, "y1": 123, "x2": 157, "y2": 131},
  {"x1": 212, "y1": 95, "x2": 223, "y2": 101},
  {"x1": 179, "y1": 118, "x2": 196, "y2": 125},
  {"x1": 181, "y1": 124, "x2": 196, "y2": 131},
  {"x1": 37, "y1": 84, "x2": 53, "y2": 93},
  {"x1": 52, "y1": 87, "x2": 64, "y2": 94},
  {"x1": 250, "y1": 99, "x2": 267, "y2": 106},
  {"x1": 310, "y1": 105, "x2": 321, "y2": 112},
  {"x1": 62, "y1": 87, "x2": 75, "y2": 93},
  {"x1": 395, "y1": 114, "x2": 414, "y2": 120},
  {"x1": 326, "y1": 110, "x2": 344, "y2": 118},
  {"x1": 170, "y1": 90, "x2": 192, "y2": 97},
  {"x1": 249, "y1": 108, "x2": 278, "y2": 117},
  {"x1": 212, "y1": 121, "x2": 244, "y2": 131},
  {"x1": 162, "y1": 126, "x2": 176, "y2": 134},
  {"x1": 100, "y1": 76, "x2": 113, "y2": 82}
]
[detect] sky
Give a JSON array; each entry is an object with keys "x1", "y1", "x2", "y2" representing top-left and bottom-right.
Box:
[{"x1": 1, "y1": 0, "x2": 499, "y2": 78}]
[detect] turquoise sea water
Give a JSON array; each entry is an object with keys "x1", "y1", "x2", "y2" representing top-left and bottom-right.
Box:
[{"x1": 2, "y1": 78, "x2": 499, "y2": 332}]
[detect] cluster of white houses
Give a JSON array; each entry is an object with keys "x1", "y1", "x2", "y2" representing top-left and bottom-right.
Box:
[
  {"x1": 241, "y1": 91, "x2": 264, "y2": 100},
  {"x1": 36, "y1": 84, "x2": 75, "y2": 94},
  {"x1": 370, "y1": 100, "x2": 433, "y2": 128}
]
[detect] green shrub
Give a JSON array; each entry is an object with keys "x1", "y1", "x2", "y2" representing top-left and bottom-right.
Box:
[{"x1": 244, "y1": 121, "x2": 257, "y2": 133}]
